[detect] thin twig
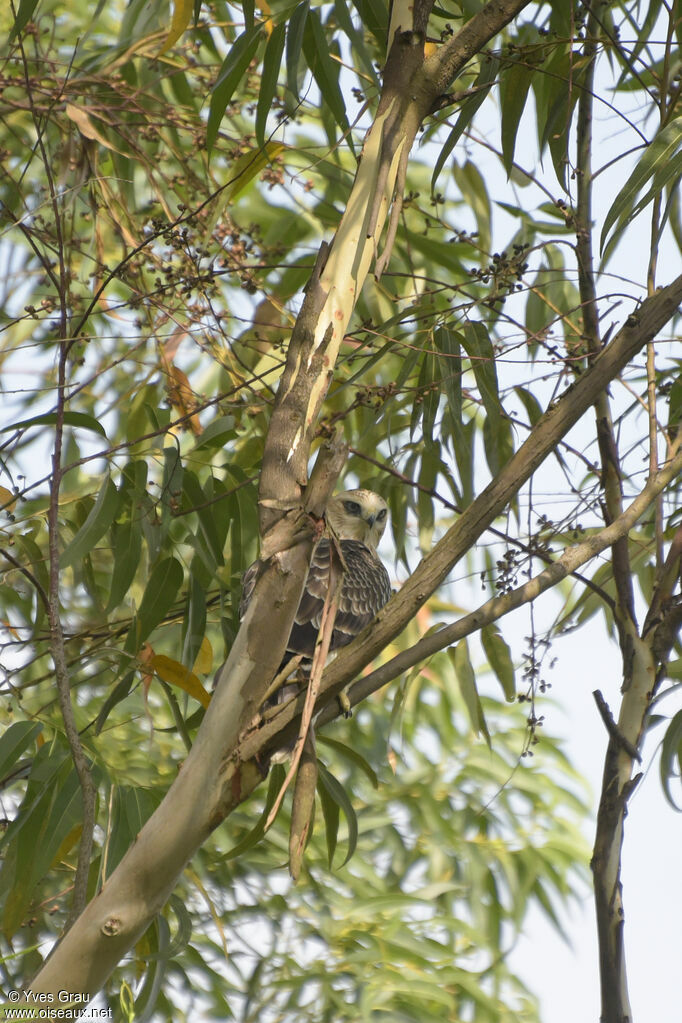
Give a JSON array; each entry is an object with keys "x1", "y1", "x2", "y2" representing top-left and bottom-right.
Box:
[
  {"x1": 0, "y1": 547, "x2": 50, "y2": 613},
  {"x1": 18, "y1": 31, "x2": 97, "y2": 932}
]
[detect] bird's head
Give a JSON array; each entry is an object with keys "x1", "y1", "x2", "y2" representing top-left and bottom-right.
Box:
[{"x1": 327, "y1": 488, "x2": 389, "y2": 551}]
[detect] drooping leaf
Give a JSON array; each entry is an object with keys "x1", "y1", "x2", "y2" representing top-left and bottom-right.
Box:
[
  {"x1": 600, "y1": 116, "x2": 682, "y2": 255},
  {"x1": 285, "y1": 1, "x2": 309, "y2": 102},
  {"x1": 431, "y1": 57, "x2": 499, "y2": 192},
  {"x1": 433, "y1": 326, "x2": 462, "y2": 426},
  {"x1": 149, "y1": 654, "x2": 211, "y2": 708},
  {"x1": 316, "y1": 734, "x2": 379, "y2": 789},
  {"x1": 660, "y1": 708, "x2": 682, "y2": 811},
  {"x1": 302, "y1": 10, "x2": 351, "y2": 148},
  {"x1": 207, "y1": 24, "x2": 264, "y2": 153},
  {"x1": 223, "y1": 142, "x2": 286, "y2": 201},
  {"x1": 62, "y1": 475, "x2": 121, "y2": 569},
  {"x1": 481, "y1": 625, "x2": 516, "y2": 701},
  {"x1": 317, "y1": 763, "x2": 358, "y2": 867},
  {"x1": 461, "y1": 321, "x2": 501, "y2": 426},
  {"x1": 0, "y1": 721, "x2": 42, "y2": 782},
  {"x1": 2, "y1": 411, "x2": 107, "y2": 438},
  {"x1": 123, "y1": 556, "x2": 184, "y2": 656},
  {"x1": 8, "y1": 0, "x2": 40, "y2": 42},
  {"x1": 450, "y1": 640, "x2": 491, "y2": 745},
  {"x1": 500, "y1": 59, "x2": 533, "y2": 175},
  {"x1": 256, "y1": 21, "x2": 286, "y2": 147},
  {"x1": 95, "y1": 671, "x2": 136, "y2": 735},
  {"x1": 157, "y1": 0, "x2": 194, "y2": 55}
]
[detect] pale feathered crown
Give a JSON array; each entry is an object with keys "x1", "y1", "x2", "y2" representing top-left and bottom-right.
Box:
[{"x1": 326, "y1": 489, "x2": 388, "y2": 551}]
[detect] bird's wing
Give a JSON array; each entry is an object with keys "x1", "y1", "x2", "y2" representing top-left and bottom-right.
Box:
[
  {"x1": 288, "y1": 538, "x2": 391, "y2": 655},
  {"x1": 239, "y1": 539, "x2": 391, "y2": 658}
]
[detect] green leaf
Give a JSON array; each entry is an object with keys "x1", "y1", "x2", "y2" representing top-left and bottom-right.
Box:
[
  {"x1": 181, "y1": 572, "x2": 207, "y2": 670},
  {"x1": 0, "y1": 749, "x2": 83, "y2": 938},
  {"x1": 600, "y1": 116, "x2": 682, "y2": 255},
  {"x1": 450, "y1": 640, "x2": 490, "y2": 745},
  {"x1": 349, "y1": 0, "x2": 387, "y2": 50},
  {"x1": 461, "y1": 321, "x2": 500, "y2": 420},
  {"x1": 317, "y1": 763, "x2": 358, "y2": 867},
  {"x1": 191, "y1": 415, "x2": 236, "y2": 450},
  {"x1": 62, "y1": 475, "x2": 121, "y2": 568},
  {"x1": 123, "y1": 556, "x2": 184, "y2": 655},
  {"x1": 104, "y1": 523, "x2": 141, "y2": 609},
  {"x1": 668, "y1": 373, "x2": 682, "y2": 438},
  {"x1": 105, "y1": 786, "x2": 163, "y2": 875},
  {"x1": 433, "y1": 326, "x2": 462, "y2": 425},
  {"x1": 450, "y1": 415, "x2": 475, "y2": 507},
  {"x1": 416, "y1": 351, "x2": 440, "y2": 444},
  {"x1": 481, "y1": 625, "x2": 516, "y2": 701},
  {"x1": 95, "y1": 671, "x2": 136, "y2": 734},
  {"x1": 333, "y1": 0, "x2": 380, "y2": 86},
  {"x1": 431, "y1": 57, "x2": 499, "y2": 192},
  {"x1": 514, "y1": 384, "x2": 544, "y2": 425},
  {"x1": 0, "y1": 722, "x2": 42, "y2": 782},
  {"x1": 8, "y1": 0, "x2": 40, "y2": 42},
  {"x1": 660, "y1": 708, "x2": 682, "y2": 810},
  {"x1": 317, "y1": 767, "x2": 340, "y2": 867},
  {"x1": 452, "y1": 160, "x2": 491, "y2": 258},
  {"x1": 316, "y1": 735, "x2": 379, "y2": 788},
  {"x1": 256, "y1": 22, "x2": 286, "y2": 147},
  {"x1": 182, "y1": 470, "x2": 224, "y2": 569},
  {"x1": 207, "y1": 24, "x2": 263, "y2": 153},
  {"x1": 222, "y1": 140, "x2": 286, "y2": 202},
  {"x1": 500, "y1": 60, "x2": 533, "y2": 175},
  {"x1": 286, "y1": 1, "x2": 309, "y2": 102},
  {"x1": 302, "y1": 10, "x2": 350, "y2": 146},
  {"x1": 482, "y1": 407, "x2": 514, "y2": 479},
  {"x1": 3, "y1": 411, "x2": 107, "y2": 438},
  {"x1": 30, "y1": 766, "x2": 88, "y2": 884},
  {"x1": 157, "y1": 0, "x2": 194, "y2": 55}
]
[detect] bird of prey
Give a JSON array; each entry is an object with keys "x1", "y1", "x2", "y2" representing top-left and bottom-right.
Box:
[{"x1": 240, "y1": 488, "x2": 392, "y2": 684}]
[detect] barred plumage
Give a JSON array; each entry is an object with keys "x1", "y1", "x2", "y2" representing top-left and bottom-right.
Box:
[{"x1": 240, "y1": 489, "x2": 391, "y2": 674}]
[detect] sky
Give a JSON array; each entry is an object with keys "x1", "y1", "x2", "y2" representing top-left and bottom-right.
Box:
[{"x1": 461, "y1": 43, "x2": 682, "y2": 1021}]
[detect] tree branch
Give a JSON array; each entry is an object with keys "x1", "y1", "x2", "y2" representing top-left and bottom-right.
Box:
[
  {"x1": 424, "y1": 0, "x2": 534, "y2": 97},
  {"x1": 311, "y1": 274, "x2": 682, "y2": 714},
  {"x1": 574, "y1": 1, "x2": 636, "y2": 641},
  {"x1": 318, "y1": 444, "x2": 682, "y2": 727}
]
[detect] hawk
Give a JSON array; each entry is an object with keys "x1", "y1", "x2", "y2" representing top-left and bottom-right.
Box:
[{"x1": 240, "y1": 489, "x2": 392, "y2": 683}]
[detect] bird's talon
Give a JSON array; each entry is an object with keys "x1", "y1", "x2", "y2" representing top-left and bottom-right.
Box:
[{"x1": 338, "y1": 691, "x2": 352, "y2": 718}]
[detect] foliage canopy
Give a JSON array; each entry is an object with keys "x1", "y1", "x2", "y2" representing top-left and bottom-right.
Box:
[{"x1": 0, "y1": 0, "x2": 681, "y2": 1019}]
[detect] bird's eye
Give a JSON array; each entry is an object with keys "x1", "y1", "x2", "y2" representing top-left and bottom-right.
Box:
[
  {"x1": 343, "y1": 500, "x2": 361, "y2": 515},
  {"x1": 376, "y1": 508, "x2": 387, "y2": 521}
]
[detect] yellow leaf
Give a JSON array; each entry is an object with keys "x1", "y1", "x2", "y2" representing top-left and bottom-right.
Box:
[
  {"x1": 150, "y1": 654, "x2": 211, "y2": 708},
  {"x1": 192, "y1": 635, "x2": 213, "y2": 676},
  {"x1": 52, "y1": 823, "x2": 82, "y2": 867},
  {"x1": 225, "y1": 142, "x2": 285, "y2": 201},
  {"x1": 65, "y1": 103, "x2": 129, "y2": 156},
  {"x1": 0, "y1": 485, "x2": 16, "y2": 511},
  {"x1": 157, "y1": 0, "x2": 194, "y2": 56}
]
